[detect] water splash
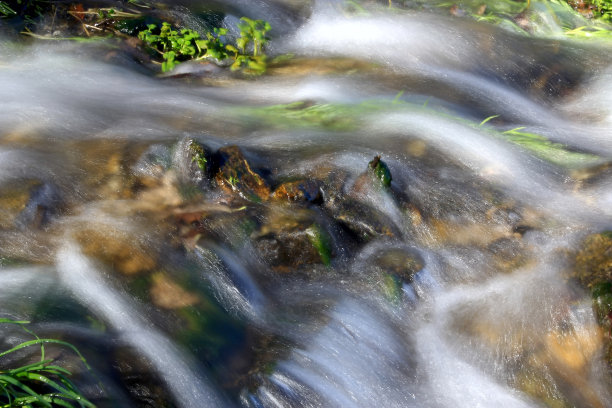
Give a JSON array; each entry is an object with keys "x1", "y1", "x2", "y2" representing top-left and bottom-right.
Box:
[{"x1": 56, "y1": 243, "x2": 229, "y2": 408}]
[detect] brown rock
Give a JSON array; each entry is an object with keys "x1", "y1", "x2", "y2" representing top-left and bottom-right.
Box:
[
  {"x1": 272, "y1": 180, "x2": 322, "y2": 203},
  {"x1": 253, "y1": 209, "x2": 331, "y2": 271},
  {"x1": 215, "y1": 146, "x2": 270, "y2": 202}
]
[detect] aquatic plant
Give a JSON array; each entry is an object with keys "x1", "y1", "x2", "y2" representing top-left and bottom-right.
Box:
[
  {"x1": 0, "y1": 318, "x2": 94, "y2": 408},
  {"x1": 138, "y1": 17, "x2": 271, "y2": 74},
  {"x1": 501, "y1": 126, "x2": 603, "y2": 169}
]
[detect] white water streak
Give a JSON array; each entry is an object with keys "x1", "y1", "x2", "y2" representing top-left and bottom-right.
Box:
[{"x1": 56, "y1": 243, "x2": 228, "y2": 408}]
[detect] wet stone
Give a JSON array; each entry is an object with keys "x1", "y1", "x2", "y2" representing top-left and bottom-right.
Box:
[
  {"x1": 368, "y1": 155, "x2": 392, "y2": 188},
  {"x1": 328, "y1": 200, "x2": 397, "y2": 242},
  {"x1": 0, "y1": 179, "x2": 63, "y2": 230},
  {"x1": 133, "y1": 144, "x2": 172, "y2": 188},
  {"x1": 112, "y1": 347, "x2": 176, "y2": 408},
  {"x1": 253, "y1": 210, "x2": 332, "y2": 272},
  {"x1": 487, "y1": 236, "x2": 528, "y2": 272},
  {"x1": 371, "y1": 247, "x2": 424, "y2": 283},
  {"x1": 0, "y1": 179, "x2": 42, "y2": 229},
  {"x1": 573, "y1": 232, "x2": 612, "y2": 366},
  {"x1": 215, "y1": 146, "x2": 270, "y2": 202},
  {"x1": 574, "y1": 232, "x2": 612, "y2": 288},
  {"x1": 173, "y1": 138, "x2": 212, "y2": 188},
  {"x1": 271, "y1": 179, "x2": 322, "y2": 204}
]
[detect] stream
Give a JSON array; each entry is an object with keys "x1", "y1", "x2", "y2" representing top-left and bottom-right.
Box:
[{"x1": 1, "y1": 1, "x2": 612, "y2": 407}]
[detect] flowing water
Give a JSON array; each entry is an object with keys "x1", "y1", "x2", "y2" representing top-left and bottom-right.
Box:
[{"x1": 1, "y1": 1, "x2": 612, "y2": 407}]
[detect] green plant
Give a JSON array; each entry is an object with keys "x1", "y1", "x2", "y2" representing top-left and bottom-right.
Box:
[
  {"x1": 227, "y1": 17, "x2": 271, "y2": 74},
  {"x1": 0, "y1": 0, "x2": 51, "y2": 25},
  {"x1": 138, "y1": 18, "x2": 271, "y2": 74},
  {"x1": 0, "y1": 318, "x2": 95, "y2": 408},
  {"x1": 0, "y1": 1, "x2": 16, "y2": 17},
  {"x1": 138, "y1": 22, "x2": 204, "y2": 72},
  {"x1": 593, "y1": 0, "x2": 612, "y2": 21}
]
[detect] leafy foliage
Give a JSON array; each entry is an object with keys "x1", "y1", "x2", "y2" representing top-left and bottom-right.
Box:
[
  {"x1": 138, "y1": 17, "x2": 271, "y2": 74},
  {"x1": 0, "y1": 319, "x2": 94, "y2": 408},
  {"x1": 228, "y1": 17, "x2": 271, "y2": 74},
  {"x1": 0, "y1": 0, "x2": 50, "y2": 24},
  {"x1": 592, "y1": 0, "x2": 612, "y2": 22}
]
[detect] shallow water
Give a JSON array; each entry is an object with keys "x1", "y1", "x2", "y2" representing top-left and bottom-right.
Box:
[{"x1": 1, "y1": 1, "x2": 612, "y2": 407}]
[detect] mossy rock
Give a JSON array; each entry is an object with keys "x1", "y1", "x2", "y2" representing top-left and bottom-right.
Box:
[
  {"x1": 253, "y1": 209, "x2": 333, "y2": 271},
  {"x1": 215, "y1": 146, "x2": 270, "y2": 202},
  {"x1": 368, "y1": 155, "x2": 392, "y2": 188}
]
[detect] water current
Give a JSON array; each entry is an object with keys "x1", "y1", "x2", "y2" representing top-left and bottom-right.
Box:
[{"x1": 1, "y1": 1, "x2": 612, "y2": 407}]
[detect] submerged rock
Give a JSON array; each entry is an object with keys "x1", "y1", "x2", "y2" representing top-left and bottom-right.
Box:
[
  {"x1": 112, "y1": 346, "x2": 176, "y2": 408},
  {"x1": 574, "y1": 232, "x2": 612, "y2": 288},
  {"x1": 215, "y1": 146, "x2": 271, "y2": 202},
  {"x1": 271, "y1": 179, "x2": 323, "y2": 204},
  {"x1": 487, "y1": 236, "x2": 528, "y2": 272},
  {"x1": 253, "y1": 209, "x2": 333, "y2": 272},
  {"x1": 173, "y1": 138, "x2": 213, "y2": 189},
  {"x1": 328, "y1": 199, "x2": 397, "y2": 242},
  {"x1": 573, "y1": 232, "x2": 612, "y2": 366},
  {"x1": 74, "y1": 227, "x2": 157, "y2": 276},
  {"x1": 0, "y1": 179, "x2": 43, "y2": 229},
  {"x1": 0, "y1": 179, "x2": 63, "y2": 230},
  {"x1": 150, "y1": 272, "x2": 200, "y2": 310},
  {"x1": 368, "y1": 155, "x2": 392, "y2": 188},
  {"x1": 371, "y1": 247, "x2": 424, "y2": 283}
]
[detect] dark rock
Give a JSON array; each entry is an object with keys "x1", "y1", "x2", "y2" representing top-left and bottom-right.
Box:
[
  {"x1": 16, "y1": 182, "x2": 63, "y2": 229},
  {"x1": 215, "y1": 146, "x2": 270, "y2": 202},
  {"x1": 371, "y1": 247, "x2": 424, "y2": 283},
  {"x1": 329, "y1": 200, "x2": 397, "y2": 242},
  {"x1": 112, "y1": 347, "x2": 176, "y2": 408},
  {"x1": 0, "y1": 179, "x2": 63, "y2": 230},
  {"x1": 271, "y1": 179, "x2": 322, "y2": 204},
  {"x1": 253, "y1": 210, "x2": 332, "y2": 272}
]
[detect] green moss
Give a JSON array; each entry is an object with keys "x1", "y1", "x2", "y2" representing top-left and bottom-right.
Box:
[
  {"x1": 368, "y1": 156, "x2": 392, "y2": 188},
  {"x1": 382, "y1": 273, "x2": 403, "y2": 304},
  {"x1": 188, "y1": 140, "x2": 208, "y2": 173},
  {"x1": 0, "y1": 319, "x2": 95, "y2": 408},
  {"x1": 305, "y1": 224, "x2": 332, "y2": 266}
]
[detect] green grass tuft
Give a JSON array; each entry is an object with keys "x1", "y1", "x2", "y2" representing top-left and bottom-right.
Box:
[{"x1": 0, "y1": 319, "x2": 95, "y2": 408}]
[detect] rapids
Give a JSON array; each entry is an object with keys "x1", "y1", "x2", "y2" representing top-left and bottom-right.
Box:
[{"x1": 1, "y1": 1, "x2": 612, "y2": 407}]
